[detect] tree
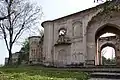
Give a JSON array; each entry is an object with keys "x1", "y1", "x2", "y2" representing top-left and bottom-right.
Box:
[
  {"x1": 38, "y1": 29, "x2": 44, "y2": 37},
  {"x1": 89, "y1": 0, "x2": 120, "y2": 25},
  {"x1": 21, "y1": 39, "x2": 29, "y2": 61},
  {"x1": 94, "y1": 0, "x2": 120, "y2": 3},
  {"x1": 0, "y1": 8, "x2": 14, "y2": 20},
  {"x1": 102, "y1": 56, "x2": 107, "y2": 65},
  {"x1": 17, "y1": 39, "x2": 29, "y2": 65},
  {"x1": 18, "y1": 29, "x2": 44, "y2": 65},
  {"x1": 0, "y1": 0, "x2": 42, "y2": 65},
  {"x1": 94, "y1": 0, "x2": 115, "y2": 3},
  {"x1": 94, "y1": 0, "x2": 104, "y2": 3},
  {"x1": 38, "y1": 29, "x2": 44, "y2": 41}
]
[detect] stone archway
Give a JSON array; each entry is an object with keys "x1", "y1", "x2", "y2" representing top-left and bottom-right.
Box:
[
  {"x1": 99, "y1": 42, "x2": 116, "y2": 65},
  {"x1": 87, "y1": 23, "x2": 120, "y2": 66}
]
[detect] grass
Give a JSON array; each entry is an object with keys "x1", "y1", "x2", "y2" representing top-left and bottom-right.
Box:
[{"x1": 0, "y1": 66, "x2": 89, "y2": 80}]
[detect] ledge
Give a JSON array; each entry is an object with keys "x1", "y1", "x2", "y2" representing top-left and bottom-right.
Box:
[{"x1": 54, "y1": 42, "x2": 71, "y2": 46}]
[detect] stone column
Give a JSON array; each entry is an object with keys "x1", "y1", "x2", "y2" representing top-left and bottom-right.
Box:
[
  {"x1": 83, "y1": 22, "x2": 87, "y2": 66},
  {"x1": 42, "y1": 21, "x2": 54, "y2": 66}
]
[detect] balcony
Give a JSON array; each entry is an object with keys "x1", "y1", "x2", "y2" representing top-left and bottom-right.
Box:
[{"x1": 55, "y1": 35, "x2": 71, "y2": 46}]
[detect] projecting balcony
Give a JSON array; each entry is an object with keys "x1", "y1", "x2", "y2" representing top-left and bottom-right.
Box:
[{"x1": 54, "y1": 35, "x2": 71, "y2": 46}]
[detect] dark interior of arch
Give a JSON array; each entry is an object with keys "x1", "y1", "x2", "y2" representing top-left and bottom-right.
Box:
[
  {"x1": 95, "y1": 25, "x2": 120, "y2": 42},
  {"x1": 100, "y1": 43, "x2": 116, "y2": 52}
]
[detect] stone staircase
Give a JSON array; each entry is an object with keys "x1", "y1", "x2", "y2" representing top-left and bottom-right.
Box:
[
  {"x1": 56, "y1": 66, "x2": 120, "y2": 79},
  {"x1": 85, "y1": 66, "x2": 120, "y2": 79},
  {"x1": 63, "y1": 66, "x2": 120, "y2": 79},
  {"x1": 90, "y1": 72, "x2": 120, "y2": 79}
]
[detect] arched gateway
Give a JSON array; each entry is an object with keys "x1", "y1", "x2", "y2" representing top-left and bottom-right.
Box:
[
  {"x1": 41, "y1": 2, "x2": 120, "y2": 67},
  {"x1": 87, "y1": 23, "x2": 120, "y2": 66},
  {"x1": 97, "y1": 36, "x2": 118, "y2": 65}
]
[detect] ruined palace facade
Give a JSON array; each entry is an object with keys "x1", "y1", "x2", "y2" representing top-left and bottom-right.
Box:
[
  {"x1": 29, "y1": 2, "x2": 120, "y2": 67},
  {"x1": 29, "y1": 36, "x2": 43, "y2": 64}
]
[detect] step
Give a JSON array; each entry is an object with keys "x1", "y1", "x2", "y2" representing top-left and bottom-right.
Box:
[
  {"x1": 89, "y1": 78, "x2": 120, "y2": 80},
  {"x1": 71, "y1": 68, "x2": 120, "y2": 73},
  {"x1": 90, "y1": 72, "x2": 120, "y2": 79}
]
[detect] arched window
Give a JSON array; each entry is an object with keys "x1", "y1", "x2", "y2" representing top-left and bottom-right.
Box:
[
  {"x1": 73, "y1": 21, "x2": 82, "y2": 37},
  {"x1": 58, "y1": 28, "x2": 67, "y2": 36}
]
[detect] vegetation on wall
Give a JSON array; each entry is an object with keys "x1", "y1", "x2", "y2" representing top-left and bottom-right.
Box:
[
  {"x1": 17, "y1": 39, "x2": 29, "y2": 65},
  {"x1": 17, "y1": 29, "x2": 44, "y2": 65},
  {"x1": 88, "y1": 0, "x2": 120, "y2": 27}
]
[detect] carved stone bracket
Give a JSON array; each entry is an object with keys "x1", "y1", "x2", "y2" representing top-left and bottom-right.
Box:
[{"x1": 55, "y1": 35, "x2": 71, "y2": 46}]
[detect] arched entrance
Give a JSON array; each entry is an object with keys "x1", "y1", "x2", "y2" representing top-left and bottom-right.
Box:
[
  {"x1": 87, "y1": 23, "x2": 120, "y2": 66},
  {"x1": 95, "y1": 24, "x2": 120, "y2": 65},
  {"x1": 99, "y1": 42, "x2": 116, "y2": 65}
]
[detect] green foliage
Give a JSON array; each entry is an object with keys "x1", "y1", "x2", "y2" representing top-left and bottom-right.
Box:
[
  {"x1": 96, "y1": 0, "x2": 120, "y2": 16},
  {"x1": 102, "y1": 56, "x2": 116, "y2": 65},
  {"x1": 103, "y1": 1, "x2": 120, "y2": 12},
  {"x1": 21, "y1": 39, "x2": 29, "y2": 61},
  {"x1": 16, "y1": 39, "x2": 30, "y2": 65},
  {"x1": 0, "y1": 66, "x2": 89, "y2": 80},
  {"x1": 22, "y1": 39, "x2": 29, "y2": 54},
  {"x1": 88, "y1": 0, "x2": 120, "y2": 26}
]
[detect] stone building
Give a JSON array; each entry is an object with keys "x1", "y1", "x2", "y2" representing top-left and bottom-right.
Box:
[
  {"x1": 5, "y1": 36, "x2": 43, "y2": 65},
  {"x1": 29, "y1": 36, "x2": 43, "y2": 64},
  {"x1": 97, "y1": 35, "x2": 119, "y2": 65},
  {"x1": 5, "y1": 52, "x2": 20, "y2": 65},
  {"x1": 4, "y1": 1, "x2": 120, "y2": 67},
  {"x1": 12, "y1": 52, "x2": 20, "y2": 64},
  {"x1": 41, "y1": 2, "x2": 120, "y2": 67}
]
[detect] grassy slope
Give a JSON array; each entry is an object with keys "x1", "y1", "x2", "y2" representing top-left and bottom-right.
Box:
[{"x1": 0, "y1": 66, "x2": 89, "y2": 80}]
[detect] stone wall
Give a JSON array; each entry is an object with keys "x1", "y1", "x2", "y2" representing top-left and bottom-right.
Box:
[
  {"x1": 42, "y1": 3, "x2": 120, "y2": 67},
  {"x1": 29, "y1": 36, "x2": 43, "y2": 64},
  {"x1": 41, "y1": 5, "x2": 102, "y2": 67}
]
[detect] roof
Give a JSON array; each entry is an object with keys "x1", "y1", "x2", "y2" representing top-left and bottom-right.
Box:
[
  {"x1": 41, "y1": 2, "x2": 107, "y2": 27},
  {"x1": 28, "y1": 36, "x2": 41, "y2": 39}
]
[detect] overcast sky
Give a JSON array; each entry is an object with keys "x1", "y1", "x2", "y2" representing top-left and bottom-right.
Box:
[{"x1": 0, "y1": 0, "x2": 105, "y2": 64}]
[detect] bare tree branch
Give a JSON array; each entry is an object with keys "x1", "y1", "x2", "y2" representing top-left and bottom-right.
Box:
[
  {"x1": 12, "y1": 22, "x2": 25, "y2": 44},
  {"x1": 0, "y1": 0, "x2": 42, "y2": 65},
  {"x1": 0, "y1": 23, "x2": 9, "y2": 51}
]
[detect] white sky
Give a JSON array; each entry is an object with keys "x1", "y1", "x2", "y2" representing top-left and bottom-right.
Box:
[
  {"x1": 0, "y1": 0, "x2": 106, "y2": 64},
  {"x1": 100, "y1": 33, "x2": 116, "y2": 37},
  {"x1": 102, "y1": 46, "x2": 115, "y2": 59}
]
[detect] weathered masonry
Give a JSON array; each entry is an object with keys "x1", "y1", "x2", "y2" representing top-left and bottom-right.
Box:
[{"x1": 40, "y1": 2, "x2": 120, "y2": 67}]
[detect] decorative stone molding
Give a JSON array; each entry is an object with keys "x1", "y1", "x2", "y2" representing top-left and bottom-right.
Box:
[
  {"x1": 57, "y1": 18, "x2": 67, "y2": 25},
  {"x1": 41, "y1": 20, "x2": 53, "y2": 28},
  {"x1": 72, "y1": 21, "x2": 83, "y2": 37},
  {"x1": 55, "y1": 35, "x2": 71, "y2": 46}
]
